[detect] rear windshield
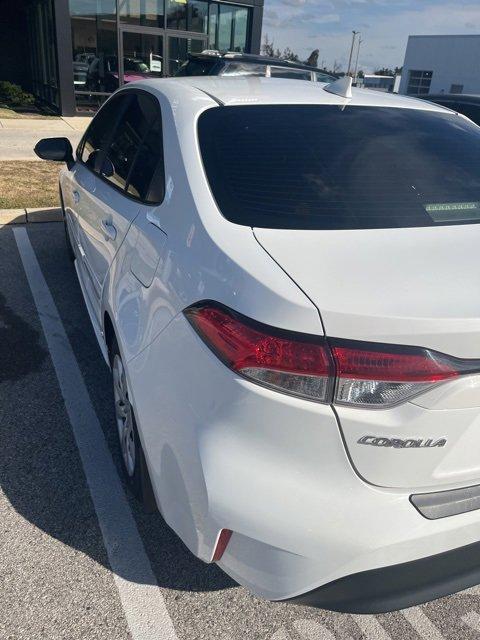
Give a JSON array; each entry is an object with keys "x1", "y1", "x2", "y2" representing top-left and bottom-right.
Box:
[{"x1": 198, "y1": 105, "x2": 480, "y2": 229}]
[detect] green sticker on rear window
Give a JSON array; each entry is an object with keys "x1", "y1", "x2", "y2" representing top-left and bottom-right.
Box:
[{"x1": 425, "y1": 202, "x2": 480, "y2": 222}]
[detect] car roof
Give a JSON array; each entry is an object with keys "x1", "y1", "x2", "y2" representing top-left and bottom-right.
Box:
[
  {"x1": 138, "y1": 76, "x2": 451, "y2": 112},
  {"x1": 188, "y1": 52, "x2": 333, "y2": 74}
]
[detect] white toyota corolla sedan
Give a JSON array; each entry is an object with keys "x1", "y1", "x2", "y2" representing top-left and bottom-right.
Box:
[{"x1": 35, "y1": 76, "x2": 480, "y2": 613}]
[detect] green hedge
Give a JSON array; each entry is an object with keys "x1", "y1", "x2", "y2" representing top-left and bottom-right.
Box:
[{"x1": 0, "y1": 82, "x2": 35, "y2": 108}]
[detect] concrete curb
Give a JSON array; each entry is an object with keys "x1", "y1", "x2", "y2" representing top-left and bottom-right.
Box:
[{"x1": 0, "y1": 207, "x2": 62, "y2": 225}]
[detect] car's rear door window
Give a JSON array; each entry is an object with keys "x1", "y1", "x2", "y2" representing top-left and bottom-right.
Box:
[
  {"x1": 79, "y1": 94, "x2": 129, "y2": 170},
  {"x1": 102, "y1": 93, "x2": 155, "y2": 191},
  {"x1": 126, "y1": 114, "x2": 165, "y2": 203},
  {"x1": 198, "y1": 105, "x2": 480, "y2": 229}
]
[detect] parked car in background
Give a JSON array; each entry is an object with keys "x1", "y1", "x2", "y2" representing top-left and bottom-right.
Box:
[
  {"x1": 73, "y1": 61, "x2": 88, "y2": 89},
  {"x1": 87, "y1": 56, "x2": 159, "y2": 93},
  {"x1": 420, "y1": 94, "x2": 480, "y2": 126},
  {"x1": 34, "y1": 75, "x2": 480, "y2": 615},
  {"x1": 175, "y1": 51, "x2": 336, "y2": 82}
]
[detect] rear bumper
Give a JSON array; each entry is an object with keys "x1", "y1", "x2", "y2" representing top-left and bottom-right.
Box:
[
  {"x1": 129, "y1": 313, "x2": 480, "y2": 605},
  {"x1": 284, "y1": 538, "x2": 480, "y2": 613}
]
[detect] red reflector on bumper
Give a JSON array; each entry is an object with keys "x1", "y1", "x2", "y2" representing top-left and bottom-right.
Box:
[{"x1": 212, "y1": 529, "x2": 233, "y2": 562}]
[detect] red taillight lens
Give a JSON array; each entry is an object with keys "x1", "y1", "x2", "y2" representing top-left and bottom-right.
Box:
[
  {"x1": 184, "y1": 304, "x2": 334, "y2": 401},
  {"x1": 185, "y1": 303, "x2": 480, "y2": 408},
  {"x1": 331, "y1": 343, "x2": 461, "y2": 408}
]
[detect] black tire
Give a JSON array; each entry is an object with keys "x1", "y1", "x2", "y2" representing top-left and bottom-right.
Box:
[
  {"x1": 60, "y1": 187, "x2": 75, "y2": 262},
  {"x1": 110, "y1": 337, "x2": 156, "y2": 510}
]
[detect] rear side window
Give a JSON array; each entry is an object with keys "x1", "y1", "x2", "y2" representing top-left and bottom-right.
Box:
[
  {"x1": 80, "y1": 96, "x2": 125, "y2": 169},
  {"x1": 103, "y1": 93, "x2": 155, "y2": 191},
  {"x1": 198, "y1": 105, "x2": 480, "y2": 229},
  {"x1": 126, "y1": 115, "x2": 165, "y2": 203}
]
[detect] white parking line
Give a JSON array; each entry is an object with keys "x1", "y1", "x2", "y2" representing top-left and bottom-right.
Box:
[
  {"x1": 13, "y1": 226, "x2": 178, "y2": 640},
  {"x1": 293, "y1": 618, "x2": 337, "y2": 639},
  {"x1": 401, "y1": 607, "x2": 444, "y2": 640},
  {"x1": 463, "y1": 611, "x2": 480, "y2": 631},
  {"x1": 352, "y1": 615, "x2": 392, "y2": 640}
]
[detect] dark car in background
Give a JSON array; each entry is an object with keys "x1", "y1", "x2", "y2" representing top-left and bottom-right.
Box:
[
  {"x1": 175, "y1": 51, "x2": 336, "y2": 83},
  {"x1": 421, "y1": 94, "x2": 480, "y2": 126}
]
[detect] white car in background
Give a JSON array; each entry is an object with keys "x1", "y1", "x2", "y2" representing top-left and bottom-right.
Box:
[{"x1": 34, "y1": 76, "x2": 480, "y2": 613}]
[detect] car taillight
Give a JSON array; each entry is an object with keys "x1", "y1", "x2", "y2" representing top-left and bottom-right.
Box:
[
  {"x1": 331, "y1": 342, "x2": 461, "y2": 408},
  {"x1": 184, "y1": 303, "x2": 480, "y2": 408},
  {"x1": 184, "y1": 303, "x2": 334, "y2": 402}
]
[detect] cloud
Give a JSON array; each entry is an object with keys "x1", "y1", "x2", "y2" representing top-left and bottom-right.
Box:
[{"x1": 262, "y1": 1, "x2": 480, "y2": 71}]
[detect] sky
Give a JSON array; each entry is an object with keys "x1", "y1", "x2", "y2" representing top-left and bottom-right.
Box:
[{"x1": 261, "y1": 0, "x2": 480, "y2": 73}]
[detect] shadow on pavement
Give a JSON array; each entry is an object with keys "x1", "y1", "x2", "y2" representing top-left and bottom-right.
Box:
[{"x1": 0, "y1": 223, "x2": 234, "y2": 595}]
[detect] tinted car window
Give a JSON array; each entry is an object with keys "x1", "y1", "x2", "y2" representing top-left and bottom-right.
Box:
[
  {"x1": 453, "y1": 103, "x2": 480, "y2": 126},
  {"x1": 176, "y1": 58, "x2": 217, "y2": 76},
  {"x1": 80, "y1": 95, "x2": 127, "y2": 170},
  {"x1": 198, "y1": 105, "x2": 480, "y2": 230},
  {"x1": 270, "y1": 67, "x2": 311, "y2": 81},
  {"x1": 221, "y1": 62, "x2": 267, "y2": 77},
  {"x1": 103, "y1": 93, "x2": 156, "y2": 191},
  {"x1": 126, "y1": 114, "x2": 165, "y2": 203},
  {"x1": 315, "y1": 71, "x2": 334, "y2": 83}
]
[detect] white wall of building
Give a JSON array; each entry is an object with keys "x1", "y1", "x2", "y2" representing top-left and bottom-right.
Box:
[{"x1": 399, "y1": 35, "x2": 480, "y2": 96}]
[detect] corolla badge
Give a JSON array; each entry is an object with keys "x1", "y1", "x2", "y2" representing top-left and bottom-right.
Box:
[{"x1": 358, "y1": 435, "x2": 447, "y2": 449}]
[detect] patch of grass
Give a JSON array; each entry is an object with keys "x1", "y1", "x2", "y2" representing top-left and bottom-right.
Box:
[
  {"x1": 0, "y1": 107, "x2": 60, "y2": 120},
  {"x1": 0, "y1": 161, "x2": 61, "y2": 208}
]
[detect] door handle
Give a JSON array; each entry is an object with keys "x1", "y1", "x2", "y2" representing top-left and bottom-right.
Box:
[
  {"x1": 101, "y1": 219, "x2": 117, "y2": 241},
  {"x1": 73, "y1": 190, "x2": 80, "y2": 204}
]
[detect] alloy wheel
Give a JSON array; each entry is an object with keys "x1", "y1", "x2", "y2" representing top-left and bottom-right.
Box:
[{"x1": 112, "y1": 354, "x2": 136, "y2": 477}]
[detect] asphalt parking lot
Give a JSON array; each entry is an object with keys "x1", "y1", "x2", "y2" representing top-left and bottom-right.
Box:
[{"x1": 3, "y1": 221, "x2": 480, "y2": 640}]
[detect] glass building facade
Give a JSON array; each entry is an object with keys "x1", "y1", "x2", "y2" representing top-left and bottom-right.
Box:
[
  {"x1": 0, "y1": 0, "x2": 262, "y2": 116},
  {"x1": 69, "y1": 0, "x2": 261, "y2": 111}
]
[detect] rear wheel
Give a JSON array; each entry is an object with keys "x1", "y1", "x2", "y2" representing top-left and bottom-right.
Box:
[
  {"x1": 110, "y1": 337, "x2": 156, "y2": 509},
  {"x1": 60, "y1": 186, "x2": 75, "y2": 262}
]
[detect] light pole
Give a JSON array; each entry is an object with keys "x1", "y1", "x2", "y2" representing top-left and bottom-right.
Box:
[
  {"x1": 347, "y1": 30, "x2": 358, "y2": 77},
  {"x1": 353, "y1": 36, "x2": 363, "y2": 85}
]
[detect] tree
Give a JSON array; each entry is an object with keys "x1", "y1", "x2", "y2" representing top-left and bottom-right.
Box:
[
  {"x1": 261, "y1": 35, "x2": 301, "y2": 62},
  {"x1": 332, "y1": 60, "x2": 343, "y2": 74},
  {"x1": 283, "y1": 47, "x2": 300, "y2": 62},
  {"x1": 374, "y1": 67, "x2": 395, "y2": 77},
  {"x1": 261, "y1": 35, "x2": 282, "y2": 59}
]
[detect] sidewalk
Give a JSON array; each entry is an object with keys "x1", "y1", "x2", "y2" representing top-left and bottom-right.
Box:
[{"x1": 0, "y1": 116, "x2": 91, "y2": 161}]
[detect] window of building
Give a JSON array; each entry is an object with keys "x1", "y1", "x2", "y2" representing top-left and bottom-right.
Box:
[
  {"x1": 119, "y1": 0, "x2": 165, "y2": 28},
  {"x1": 27, "y1": 0, "x2": 59, "y2": 108},
  {"x1": 232, "y1": 6, "x2": 248, "y2": 52},
  {"x1": 218, "y1": 4, "x2": 233, "y2": 50},
  {"x1": 208, "y1": 3, "x2": 219, "y2": 48},
  {"x1": 167, "y1": 0, "x2": 208, "y2": 32},
  {"x1": 70, "y1": 0, "x2": 118, "y2": 110},
  {"x1": 450, "y1": 84, "x2": 464, "y2": 94},
  {"x1": 407, "y1": 70, "x2": 433, "y2": 96}
]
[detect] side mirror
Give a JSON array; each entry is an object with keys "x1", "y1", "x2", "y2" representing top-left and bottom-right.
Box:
[{"x1": 34, "y1": 137, "x2": 75, "y2": 169}]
